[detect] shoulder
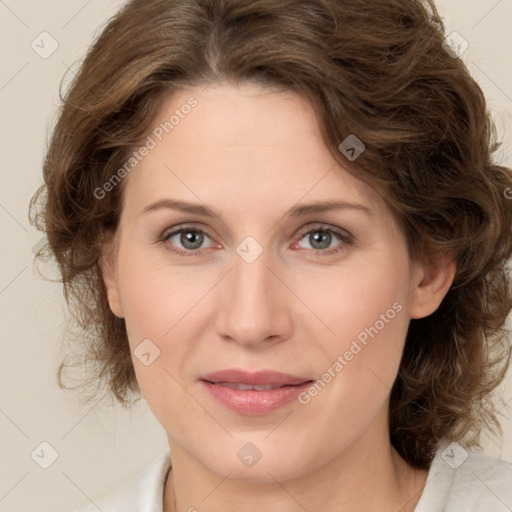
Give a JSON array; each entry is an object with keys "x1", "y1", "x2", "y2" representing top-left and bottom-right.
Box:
[
  {"x1": 415, "y1": 440, "x2": 512, "y2": 512},
  {"x1": 71, "y1": 449, "x2": 172, "y2": 512}
]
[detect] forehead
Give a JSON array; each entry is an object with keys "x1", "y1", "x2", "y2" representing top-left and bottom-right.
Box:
[{"x1": 121, "y1": 82, "x2": 384, "y2": 217}]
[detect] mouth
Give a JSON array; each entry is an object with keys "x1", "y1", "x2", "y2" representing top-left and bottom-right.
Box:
[{"x1": 199, "y1": 369, "x2": 314, "y2": 415}]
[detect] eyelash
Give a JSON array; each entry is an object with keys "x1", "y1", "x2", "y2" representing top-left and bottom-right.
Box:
[{"x1": 159, "y1": 224, "x2": 354, "y2": 258}]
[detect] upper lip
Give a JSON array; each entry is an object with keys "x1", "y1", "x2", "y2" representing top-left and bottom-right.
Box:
[{"x1": 200, "y1": 369, "x2": 312, "y2": 386}]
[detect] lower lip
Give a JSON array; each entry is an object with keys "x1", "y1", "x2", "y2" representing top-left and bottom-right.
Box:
[{"x1": 200, "y1": 380, "x2": 313, "y2": 415}]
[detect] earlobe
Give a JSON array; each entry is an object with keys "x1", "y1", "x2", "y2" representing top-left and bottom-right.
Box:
[
  {"x1": 409, "y1": 251, "x2": 456, "y2": 320},
  {"x1": 99, "y1": 241, "x2": 125, "y2": 319}
]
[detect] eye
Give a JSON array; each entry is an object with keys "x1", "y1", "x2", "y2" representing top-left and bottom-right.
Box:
[
  {"x1": 293, "y1": 225, "x2": 353, "y2": 256},
  {"x1": 161, "y1": 226, "x2": 215, "y2": 257},
  {"x1": 160, "y1": 224, "x2": 353, "y2": 258}
]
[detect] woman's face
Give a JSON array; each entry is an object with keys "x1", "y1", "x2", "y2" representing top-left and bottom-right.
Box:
[{"x1": 103, "y1": 82, "x2": 450, "y2": 482}]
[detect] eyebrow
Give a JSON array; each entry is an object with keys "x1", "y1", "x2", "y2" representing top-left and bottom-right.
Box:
[{"x1": 140, "y1": 198, "x2": 373, "y2": 219}]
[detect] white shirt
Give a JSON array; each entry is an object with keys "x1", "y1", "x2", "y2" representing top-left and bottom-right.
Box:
[{"x1": 72, "y1": 439, "x2": 512, "y2": 511}]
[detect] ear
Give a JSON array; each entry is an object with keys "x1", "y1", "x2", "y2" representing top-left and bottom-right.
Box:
[
  {"x1": 99, "y1": 235, "x2": 125, "y2": 319},
  {"x1": 408, "y1": 251, "x2": 456, "y2": 319}
]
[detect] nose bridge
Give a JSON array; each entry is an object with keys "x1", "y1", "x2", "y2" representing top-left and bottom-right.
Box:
[
  {"x1": 215, "y1": 243, "x2": 291, "y2": 346},
  {"x1": 233, "y1": 249, "x2": 271, "y2": 305}
]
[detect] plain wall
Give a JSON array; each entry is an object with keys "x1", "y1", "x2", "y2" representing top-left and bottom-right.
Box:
[{"x1": 0, "y1": 1, "x2": 511, "y2": 511}]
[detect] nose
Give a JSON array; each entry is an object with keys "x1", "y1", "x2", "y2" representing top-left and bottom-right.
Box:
[{"x1": 214, "y1": 248, "x2": 294, "y2": 349}]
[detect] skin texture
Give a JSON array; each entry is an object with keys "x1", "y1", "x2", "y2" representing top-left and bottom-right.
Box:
[{"x1": 102, "y1": 82, "x2": 456, "y2": 512}]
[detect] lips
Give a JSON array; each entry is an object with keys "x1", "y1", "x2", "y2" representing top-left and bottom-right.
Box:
[{"x1": 199, "y1": 369, "x2": 314, "y2": 415}]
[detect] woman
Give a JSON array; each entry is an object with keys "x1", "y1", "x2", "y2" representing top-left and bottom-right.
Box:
[{"x1": 30, "y1": 0, "x2": 512, "y2": 510}]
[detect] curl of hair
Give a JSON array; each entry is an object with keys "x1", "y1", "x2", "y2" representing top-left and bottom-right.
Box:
[{"x1": 30, "y1": 0, "x2": 512, "y2": 468}]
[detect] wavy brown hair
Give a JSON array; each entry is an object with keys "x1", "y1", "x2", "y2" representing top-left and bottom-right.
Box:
[{"x1": 29, "y1": 0, "x2": 512, "y2": 469}]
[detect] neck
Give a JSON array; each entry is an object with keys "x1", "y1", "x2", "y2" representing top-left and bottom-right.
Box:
[{"x1": 163, "y1": 427, "x2": 428, "y2": 512}]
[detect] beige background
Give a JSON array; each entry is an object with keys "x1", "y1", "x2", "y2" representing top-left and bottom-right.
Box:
[{"x1": 0, "y1": 1, "x2": 511, "y2": 511}]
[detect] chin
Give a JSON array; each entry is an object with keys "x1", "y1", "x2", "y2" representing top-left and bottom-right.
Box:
[{"x1": 197, "y1": 438, "x2": 310, "y2": 483}]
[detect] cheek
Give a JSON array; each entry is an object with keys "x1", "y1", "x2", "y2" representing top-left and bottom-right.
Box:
[
  {"x1": 308, "y1": 256, "x2": 409, "y2": 341},
  {"x1": 300, "y1": 254, "x2": 411, "y2": 396},
  {"x1": 116, "y1": 243, "x2": 206, "y2": 340},
  {"x1": 114, "y1": 245, "x2": 215, "y2": 405}
]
